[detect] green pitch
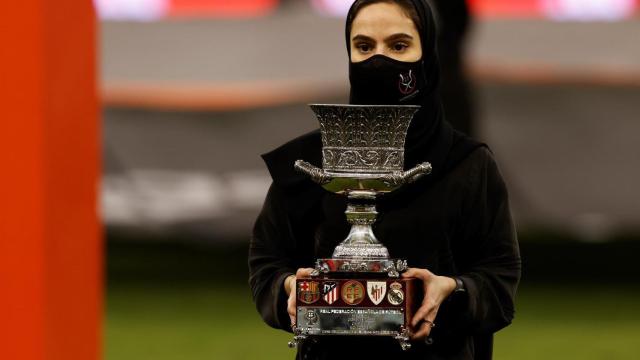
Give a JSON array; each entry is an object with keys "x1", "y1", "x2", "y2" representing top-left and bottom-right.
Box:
[{"x1": 106, "y1": 284, "x2": 640, "y2": 360}]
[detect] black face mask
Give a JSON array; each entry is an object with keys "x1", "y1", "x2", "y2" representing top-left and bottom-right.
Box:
[{"x1": 349, "y1": 54, "x2": 424, "y2": 105}]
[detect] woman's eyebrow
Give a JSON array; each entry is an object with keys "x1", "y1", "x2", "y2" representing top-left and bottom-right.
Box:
[
  {"x1": 352, "y1": 34, "x2": 375, "y2": 42},
  {"x1": 384, "y1": 33, "x2": 414, "y2": 42}
]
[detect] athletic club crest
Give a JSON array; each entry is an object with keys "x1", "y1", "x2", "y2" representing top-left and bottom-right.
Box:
[
  {"x1": 341, "y1": 280, "x2": 365, "y2": 305},
  {"x1": 398, "y1": 70, "x2": 416, "y2": 95},
  {"x1": 322, "y1": 282, "x2": 339, "y2": 305},
  {"x1": 297, "y1": 281, "x2": 320, "y2": 304},
  {"x1": 367, "y1": 281, "x2": 387, "y2": 305}
]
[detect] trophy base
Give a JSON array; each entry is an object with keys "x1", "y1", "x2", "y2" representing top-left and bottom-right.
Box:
[
  {"x1": 292, "y1": 277, "x2": 422, "y2": 351},
  {"x1": 314, "y1": 258, "x2": 408, "y2": 277}
]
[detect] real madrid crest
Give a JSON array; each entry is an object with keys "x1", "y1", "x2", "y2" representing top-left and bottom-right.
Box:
[
  {"x1": 341, "y1": 280, "x2": 365, "y2": 305},
  {"x1": 297, "y1": 281, "x2": 320, "y2": 304},
  {"x1": 387, "y1": 281, "x2": 404, "y2": 306},
  {"x1": 367, "y1": 281, "x2": 387, "y2": 305}
]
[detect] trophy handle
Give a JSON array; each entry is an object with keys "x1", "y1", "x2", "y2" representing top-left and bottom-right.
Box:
[
  {"x1": 294, "y1": 160, "x2": 332, "y2": 185},
  {"x1": 395, "y1": 326, "x2": 412, "y2": 351},
  {"x1": 287, "y1": 325, "x2": 308, "y2": 348},
  {"x1": 381, "y1": 162, "x2": 432, "y2": 187}
]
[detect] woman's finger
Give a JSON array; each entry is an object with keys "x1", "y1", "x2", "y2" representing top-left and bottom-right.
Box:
[
  {"x1": 287, "y1": 298, "x2": 295, "y2": 317},
  {"x1": 289, "y1": 268, "x2": 314, "y2": 326},
  {"x1": 411, "y1": 304, "x2": 438, "y2": 328},
  {"x1": 411, "y1": 306, "x2": 438, "y2": 328},
  {"x1": 411, "y1": 305, "x2": 429, "y2": 328},
  {"x1": 411, "y1": 297, "x2": 438, "y2": 327},
  {"x1": 410, "y1": 321, "x2": 434, "y2": 340},
  {"x1": 411, "y1": 309, "x2": 437, "y2": 339},
  {"x1": 402, "y1": 267, "x2": 434, "y2": 284},
  {"x1": 287, "y1": 294, "x2": 296, "y2": 325},
  {"x1": 401, "y1": 267, "x2": 424, "y2": 279},
  {"x1": 296, "y1": 268, "x2": 315, "y2": 277}
]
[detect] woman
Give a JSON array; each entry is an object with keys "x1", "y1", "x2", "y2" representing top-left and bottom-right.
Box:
[{"x1": 248, "y1": 1, "x2": 521, "y2": 359}]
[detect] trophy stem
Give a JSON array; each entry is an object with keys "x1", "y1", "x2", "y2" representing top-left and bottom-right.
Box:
[
  {"x1": 332, "y1": 194, "x2": 390, "y2": 260},
  {"x1": 345, "y1": 203, "x2": 378, "y2": 244}
]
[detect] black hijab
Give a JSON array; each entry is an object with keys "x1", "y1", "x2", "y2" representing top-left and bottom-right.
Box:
[
  {"x1": 262, "y1": 0, "x2": 482, "y2": 194},
  {"x1": 346, "y1": 0, "x2": 479, "y2": 177}
]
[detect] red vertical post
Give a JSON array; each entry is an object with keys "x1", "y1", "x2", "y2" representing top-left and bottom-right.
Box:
[{"x1": 0, "y1": 1, "x2": 101, "y2": 360}]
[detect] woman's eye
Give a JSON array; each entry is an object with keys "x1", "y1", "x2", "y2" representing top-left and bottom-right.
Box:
[
  {"x1": 356, "y1": 44, "x2": 372, "y2": 53},
  {"x1": 392, "y1": 43, "x2": 408, "y2": 52}
]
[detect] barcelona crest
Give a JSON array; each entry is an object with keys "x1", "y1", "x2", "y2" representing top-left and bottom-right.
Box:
[
  {"x1": 298, "y1": 281, "x2": 320, "y2": 304},
  {"x1": 367, "y1": 281, "x2": 387, "y2": 305}
]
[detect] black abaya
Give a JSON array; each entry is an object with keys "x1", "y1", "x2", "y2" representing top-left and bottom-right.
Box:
[
  {"x1": 248, "y1": 1, "x2": 520, "y2": 358},
  {"x1": 248, "y1": 129, "x2": 520, "y2": 359}
]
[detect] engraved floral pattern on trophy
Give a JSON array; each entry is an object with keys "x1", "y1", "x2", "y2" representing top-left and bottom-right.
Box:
[{"x1": 316, "y1": 105, "x2": 411, "y2": 173}]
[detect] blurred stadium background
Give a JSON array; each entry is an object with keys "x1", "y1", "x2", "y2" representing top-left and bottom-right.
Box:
[{"x1": 100, "y1": 1, "x2": 640, "y2": 359}]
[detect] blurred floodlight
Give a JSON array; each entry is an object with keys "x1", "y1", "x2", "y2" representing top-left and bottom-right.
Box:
[
  {"x1": 95, "y1": 0, "x2": 169, "y2": 21},
  {"x1": 542, "y1": 0, "x2": 637, "y2": 21},
  {"x1": 311, "y1": 0, "x2": 354, "y2": 17}
]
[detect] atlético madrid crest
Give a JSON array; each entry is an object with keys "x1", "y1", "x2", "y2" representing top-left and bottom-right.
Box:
[
  {"x1": 367, "y1": 281, "x2": 387, "y2": 305},
  {"x1": 298, "y1": 281, "x2": 320, "y2": 304},
  {"x1": 322, "y1": 282, "x2": 338, "y2": 305},
  {"x1": 341, "y1": 280, "x2": 365, "y2": 305}
]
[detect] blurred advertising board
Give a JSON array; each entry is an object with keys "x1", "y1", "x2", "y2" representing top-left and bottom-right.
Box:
[
  {"x1": 96, "y1": 0, "x2": 638, "y2": 21},
  {"x1": 95, "y1": 0, "x2": 279, "y2": 20}
]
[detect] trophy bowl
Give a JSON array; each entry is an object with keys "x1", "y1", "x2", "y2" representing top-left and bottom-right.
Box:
[
  {"x1": 296, "y1": 104, "x2": 431, "y2": 194},
  {"x1": 290, "y1": 104, "x2": 432, "y2": 351}
]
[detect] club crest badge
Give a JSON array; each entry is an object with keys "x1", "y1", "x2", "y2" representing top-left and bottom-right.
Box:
[
  {"x1": 367, "y1": 281, "x2": 387, "y2": 305},
  {"x1": 304, "y1": 309, "x2": 319, "y2": 326},
  {"x1": 297, "y1": 281, "x2": 320, "y2": 304},
  {"x1": 322, "y1": 281, "x2": 339, "y2": 305},
  {"x1": 387, "y1": 281, "x2": 404, "y2": 306},
  {"x1": 341, "y1": 280, "x2": 365, "y2": 305},
  {"x1": 398, "y1": 70, "x2": 416, "y2": 95}
]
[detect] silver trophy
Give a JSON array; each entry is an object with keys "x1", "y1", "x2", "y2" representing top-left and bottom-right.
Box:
[{"x1": 290, "y1": 104, "x2": 432, "y2": 350}]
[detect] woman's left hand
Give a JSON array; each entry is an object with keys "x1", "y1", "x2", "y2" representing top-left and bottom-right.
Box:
[{"x1": 401, "y1": 268, "x2": 457, "y2": 340}]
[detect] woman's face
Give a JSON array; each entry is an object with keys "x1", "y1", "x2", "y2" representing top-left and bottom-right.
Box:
[{"x1": 350, "y1": 2, "x2": 422, "y2": 63}]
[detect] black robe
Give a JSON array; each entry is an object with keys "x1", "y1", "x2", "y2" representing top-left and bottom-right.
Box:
[{"x1": 248, "y1": 129, "x2": 521, "y2": 360}]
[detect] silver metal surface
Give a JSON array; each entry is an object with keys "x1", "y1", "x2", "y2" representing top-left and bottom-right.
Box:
[
  {"x1": 288, "y1": 325, "x2": 308, "y2": 348},
  {"x1": 294, "y1": 161, "x2": 432, "y2": 194},
  {"x1": 294, "y1": 105, "x2": 431, "y2": 265},
  {"x1": 333, "y1": 204, "x2": 388, "y2": 258},
  {"x1": 395, "y1": 326, "x2": 412, "y2": 351},
  {"x1": 290, "y1": 105, "x2": 429, "y2": 351},
  {"x1": 314, "y1": 258, "x2": 407, "y2": 276},
  {"x1": 296, "y1": 307, "x2": 405, "y2": 336},
  {"x1": 310, "y1": 104, "x2": 418, "y2": 174}
]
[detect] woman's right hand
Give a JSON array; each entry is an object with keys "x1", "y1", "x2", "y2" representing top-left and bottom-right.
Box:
[{"x1": 285, "y1": 268, "x2": 315, "y2": 327}]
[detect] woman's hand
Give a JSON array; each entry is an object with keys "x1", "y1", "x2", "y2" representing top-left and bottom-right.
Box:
[
  {"x1": 285, "y1": 268, "x2": 315, "y2": 327},
  {"x1": 401, "y1": 268, "x2": 457, "y2": 340}
]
